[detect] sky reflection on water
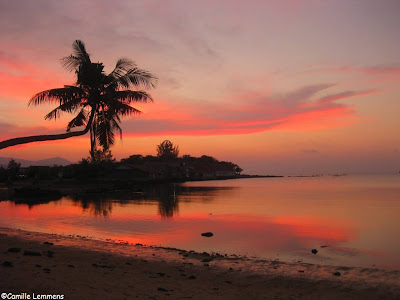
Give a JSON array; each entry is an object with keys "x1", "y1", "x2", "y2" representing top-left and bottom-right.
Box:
[{"x1": 0, "y1": 174, "x2": 399, "y2": 269}]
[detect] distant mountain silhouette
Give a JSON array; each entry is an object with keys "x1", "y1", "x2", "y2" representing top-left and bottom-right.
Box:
[{"x1": 0, "y1": 157, "x2": 73, "y2": 167}]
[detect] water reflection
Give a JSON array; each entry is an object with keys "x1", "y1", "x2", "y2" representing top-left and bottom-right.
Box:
[
  {"x1": 156, "y1": 184, "x2": 178, "y2": 218},
  {"x1": 11, "y1": 183, "x2": 236, "y2": 218},
  {"x1": 3, "y1": 175, "x2": 399, "y2": 269},
  {"x1": 73, "y1": 198, "x2": 114, "y2": 217},
  {"x1": 13, "y1": 196, "x2": 62, "y2": 209}
]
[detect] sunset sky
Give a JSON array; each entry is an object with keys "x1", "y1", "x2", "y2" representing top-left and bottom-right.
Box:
[{"x1": 0, "y1": 0, "x2": 399, "y2": 175}]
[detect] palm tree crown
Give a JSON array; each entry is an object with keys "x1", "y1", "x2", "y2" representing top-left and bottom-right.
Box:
[{"x1": 26, "y1": 40, "x2": 157, "y2": 160}]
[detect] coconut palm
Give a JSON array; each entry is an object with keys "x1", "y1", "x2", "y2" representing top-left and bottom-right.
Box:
[{"x1": 0, "y1": 40, "x2": 157, "y2": 161}]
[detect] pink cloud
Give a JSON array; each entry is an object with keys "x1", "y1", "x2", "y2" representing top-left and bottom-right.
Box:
[
  {"x1": 0, "y1": 72, "x2": 67, "y2": 99},
  {"x1": 314, "y1": 90, "x2": 377, "y2": 104},
  {"x1": 0, "y1": 51, "x2": 39, "y2": 75},
  {"x1": 119, "y1": 84, "x2": 375, "y2": 136},
  {"x1": 0, "y1": 52, "x2": 68, "y2": 100},
  {"x1": 336, "y1": 65, "x2": 400, "y2": 76},
  {"x1": 0, "y1": 72, "x2": 377, "y2": 145},
  {"x1": 300, "y1": 64, "x2": 400, "y2": 81}
]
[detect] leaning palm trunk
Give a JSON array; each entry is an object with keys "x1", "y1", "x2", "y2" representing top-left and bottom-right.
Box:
[{"x1": 0, "y1": 108, "x2": 95, "y2": 150}]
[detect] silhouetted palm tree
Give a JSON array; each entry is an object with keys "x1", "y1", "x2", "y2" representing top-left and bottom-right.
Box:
[{"x1": 0, "y1": 40, "x2": 157, "y2": 161}]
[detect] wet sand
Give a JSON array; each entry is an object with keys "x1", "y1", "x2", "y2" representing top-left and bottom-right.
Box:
[{"x1": 1, "y1": 227, "x2": 399, "y2": 299}]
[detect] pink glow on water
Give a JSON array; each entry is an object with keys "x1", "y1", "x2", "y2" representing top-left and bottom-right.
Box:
[{"x1": 0, "y1": 175, "x2": 399, "y2": 269}]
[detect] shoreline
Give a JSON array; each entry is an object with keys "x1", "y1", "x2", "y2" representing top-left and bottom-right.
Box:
[
  {"x1": 0, "y1": 175, "x2": 282, "y2": 202},
  {"x1": 1, "y1": 227, "x2": 399, "y2": 299}
]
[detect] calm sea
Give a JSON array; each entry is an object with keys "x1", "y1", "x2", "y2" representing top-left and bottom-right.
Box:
[{"x1": 1, "y1": 174, "x2": 399, "y2": 269}]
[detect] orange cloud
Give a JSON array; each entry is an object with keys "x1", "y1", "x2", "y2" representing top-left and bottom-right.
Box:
[
  {"x1": 118, "y1": 84, "x2": 377, "y2": 136},
  {"x1": 0, "y1": 79, "x2": 377, "y2": 155},
  {"x1": 0, "y1": 71, "x2": 67, "y2": 100}
]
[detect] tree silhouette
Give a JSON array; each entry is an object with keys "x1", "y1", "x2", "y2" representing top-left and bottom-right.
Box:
[
  {"x1": 0, "y1": 40, "x2": 157, "y2": 161},
  {"x1": 7, "y1": 159, "x2": 21, "y2": 181},
  {"x1": 157, "y1": 140, "x2": 179, "y2": 160}
]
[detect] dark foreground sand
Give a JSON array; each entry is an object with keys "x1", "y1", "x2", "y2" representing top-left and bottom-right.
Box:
[{"x1": 1, "y1": 227, "x2": 399, "y2": 299}]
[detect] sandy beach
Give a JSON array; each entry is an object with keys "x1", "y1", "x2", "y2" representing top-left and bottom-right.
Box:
[{"x1": 1, "y1": 227, "x2": 399, "y2": 299}]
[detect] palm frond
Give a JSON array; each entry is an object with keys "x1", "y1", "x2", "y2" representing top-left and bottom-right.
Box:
[
  {"x1": 108, "y1": 58, "x2": 135, "y2": 79},
  {"x1": 106, "y1": 100, "x2": 142, "y2": 116},
  {"x1": 60, "y1": 40, "x2": 91, "y2": 72},
  {"x1": 113, "y1": 114, "x2": 121, "y2": 123},
  {"x1": 113, "y1": 90, "x2": 153, "y2": 103},
  {"x1": 72, "y1": 40, "x2": 90, "y2": 60},
  {"x1": 95, "y1": 115, "x2": 114, "y2": 150},
  {"x1": 110, "y1": 116, "x2": 123, "y2": 140},
  {"x1": 66, "y1": 109, "x2": 89, "y2": 132},
  {"x1": 44, "y1": 97, "x2": 85, "y2": 120},
  {"x1": 109, "y1": 67, "x2": 157, "y2": 90},
  {"x1": 29, "y1": 86, "x2": 85, "y2": 106},
  {"x1": 61, "y1": 55, "x2": 81, "y2": 72}
]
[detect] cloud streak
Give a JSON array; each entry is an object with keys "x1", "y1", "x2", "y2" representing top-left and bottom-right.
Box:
[
  {"x1": 300, "y1": 63, "x2": 400, "y2": 79},
  {"x1": 120, "y1": 84, "x2": 375, "y2": 137},
  {"x1": 3, "y1": 83, "x2": 367, "y2": 140}
]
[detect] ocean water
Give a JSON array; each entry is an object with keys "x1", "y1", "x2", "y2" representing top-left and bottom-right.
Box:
[{"x1": 1, "y1": 174, "x2": 399, "y2": 269}]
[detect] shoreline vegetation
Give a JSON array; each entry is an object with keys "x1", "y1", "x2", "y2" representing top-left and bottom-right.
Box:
[
  {"x1": 1, "y1": 227, "x2": 399, "y2": 299},
  {"x1": 0, "y1": 141, "x2": 283, "y2": 202}
]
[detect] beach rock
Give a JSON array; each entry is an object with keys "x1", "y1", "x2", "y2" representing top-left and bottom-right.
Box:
[
  {"x1": 43, "y1": 242, "x2": 54, "y2": 245},
  {"x1": 157, "y1": 287, "x2": 168, "y2": 292},
  {"x1": 92, "y1": 263, "x2": 113, "y2": 268},
  {"x1": 23, "y1": 251, "x2": 41, "y2": 256},
  {"x1": 46, "y1": 251, "x2": 54, "y2": 257},
  {"x1": 201, "y1": 232, "x2": 214, "y2": 237},
  {"x1": 188, "y1": 275, "x2": 197, "y2": 280},
  {"x1": 8, "y1": 247, "x2": 21, "y2": 253},
  {"x1": 333, "y1": 272, "x2": 341, "y2": 276},
  {"x1": 311, "y1": 249, "x2": 318, "y2": 254},
  {"x1": 2, "y1": 261, "x2": 13, "y2": 267}
]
